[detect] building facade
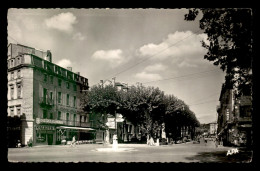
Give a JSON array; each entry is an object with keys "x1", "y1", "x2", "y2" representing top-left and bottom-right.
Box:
[
  {"x1": 209, "y1": 122, "x2": 218, "y2": 135},
  {"x1": 7, "y1": 43, "x2": 92, "y2": 147},
  {"x1": 217, "y1": 82, "x2": 252, "y2": 147}
]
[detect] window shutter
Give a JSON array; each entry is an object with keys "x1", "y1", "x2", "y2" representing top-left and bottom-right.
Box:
[{"x1": 39, "y1": 84, "x2": 43, "y2": 98}]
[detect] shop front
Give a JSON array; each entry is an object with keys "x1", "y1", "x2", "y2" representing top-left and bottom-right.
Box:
[
  {"x1": 35, "y1": 124, "x2": 56, "y2": 145},
  {"x1": 34, "y1": 118, "x2": 63, "y2": 145}
]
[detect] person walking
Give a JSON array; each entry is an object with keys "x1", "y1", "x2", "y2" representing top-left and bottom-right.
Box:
[
  {"x1": 70, "y1": 136, "x2": 76, "y2": 147},
  {"x1": 112, "y1": 134, "x2": 118, "y2": 150},
  {"x1": 215, "y1": 137, "x2": 218, "y2": 148}
]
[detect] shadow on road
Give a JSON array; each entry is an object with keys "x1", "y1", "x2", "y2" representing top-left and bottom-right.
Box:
[{"x1": 185, "y1": 148, "x2": 253, "y2": 163}]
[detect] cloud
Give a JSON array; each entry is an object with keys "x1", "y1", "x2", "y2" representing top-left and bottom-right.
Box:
[
  {"x1": 178, "y1": 60, "x2": 197, "y2": 68},
  {"x1": 56, "y1": 59, "x2": 72, "y2": 68},
  {"x1": 72, "y1": 32, "x2": 86, "y2": 41},
  {"x1": 137, "y1": 31, "x2": 208, "y2": 66},
  {"x1": 144, "y1": 63, "x2": 167, "y2": 72},
  {"x1": 134, "y1": 71, "x2": 162, "y2": 81},
  {"x1": 91, "y1": 49, "x2": 126, "y2": 68},
  {"x1": 45, "y1": 12, "x2": 77, "y2": 33}
]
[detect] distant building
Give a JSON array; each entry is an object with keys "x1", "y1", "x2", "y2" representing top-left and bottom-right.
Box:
[
  {"x1": 209, "y1": 122, "x2": 218, "y2": 135},
  {"x1": 7, "y1": 43, "x2": 91, "y2": 147}
]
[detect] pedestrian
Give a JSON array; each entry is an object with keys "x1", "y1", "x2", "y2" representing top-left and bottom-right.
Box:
[
  {"x1": 70, "y1": 136, "x2": 76, "y2": 147},
  {"x1": 16, "y1": 140, "x2": 21, "y2": 148},
  {"x1": 112, "y1": 134, "x2": 118, "y2": 150},
  {"x1": 215, "y1": 137, "x2": 218, "y2": 148}
]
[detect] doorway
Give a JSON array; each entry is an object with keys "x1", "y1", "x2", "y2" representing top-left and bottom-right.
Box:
[{"x1": 47, "y1": 134, "x2": 53, "y2": 145}]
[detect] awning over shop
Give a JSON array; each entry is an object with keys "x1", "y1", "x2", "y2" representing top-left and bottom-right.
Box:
[{"x1": 56, "y1": 126, "x2": 95, "y2": 132}]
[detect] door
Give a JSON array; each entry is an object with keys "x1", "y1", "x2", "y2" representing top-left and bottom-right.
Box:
[{"x1": 47, "y1": 134, "x2": 53, "y2": 145}]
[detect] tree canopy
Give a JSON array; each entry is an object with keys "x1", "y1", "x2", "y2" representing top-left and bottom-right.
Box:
[
  {"x1": 185, "y1": 8, "x2": 253, "y2": 96},
  {"x1": 82, "y1": 83, "x2": 200, "y2": 138}
]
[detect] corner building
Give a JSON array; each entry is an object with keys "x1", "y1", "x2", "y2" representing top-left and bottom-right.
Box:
[{"x1": 7, "y1": 44, "x2": 90, "y2": 146}]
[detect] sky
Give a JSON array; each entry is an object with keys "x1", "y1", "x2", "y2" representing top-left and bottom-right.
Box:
[{"x1": 7, "y1": 8, "x2": 226, "y2": 124}]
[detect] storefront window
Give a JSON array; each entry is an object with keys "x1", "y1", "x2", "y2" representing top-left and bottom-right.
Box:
[{"x1": 36, "y1": 132, "x2": 46, "y2": 143}]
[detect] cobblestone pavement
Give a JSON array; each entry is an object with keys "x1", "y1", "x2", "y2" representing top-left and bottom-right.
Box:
[{"x1": 8, "y1": 140, "x2": 253, "y2": 163}]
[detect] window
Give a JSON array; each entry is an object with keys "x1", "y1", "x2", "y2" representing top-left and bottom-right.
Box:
[
  {"x1": 66, "y1": 113, "x2": 70, "y2": 121},
  {"x1": 10, "y1": 85, "x2": 14, "y2": 99},
  {"x1": 17, "y1": 84, "x2": 21, "y2": 98},
  {"x1": 50, "y1": 92, "x2": 53, "y2": 100},
  {"x1": 17, "y1": 106, "x2": 21, "y2": 116},
  {"x1": 73, "y1": 114, "x2": 76, "y2": 123},
  {"x1": 73, "y1": 96, "x2": 76, "y2": 107},
  {"x1": 240, "y1": 106, "x2": 251, "y2": 118},
  {"x1": 66, "y1": 82, "x2": 70, "y2": 89},
  {"x1": 10, "y1": 107, "x2": 14, "y2": 116},
  {"x1": 58, "y1": 92, "x2": 61, "y2": 104},
  {"x1": 11, "y1": 60, "x2": 14, "y2": 67},
  {"x1": 58, "y1": 79, "x2": 62, "y2": 87},
  {"x1": 80, "y1": 116, "x2": 82, "y2": 123},
  {"x1": 43, "y1": 88, "x2": 47, "y2": 103},
  {"x1": 73, "y1": 84, "x2": 77, "y2": 91},
  {"x1": 66, "y1": 94, "x2": 70, "y2": 106},
  {"x1": 43, "y1": 110, "x2": 47, "y2": 119},
  {"x1": 11, "y1": 72, "x2": 14, "y2": 80},
  {"x1": 44, "y1": 74, "x2": 47, "y2": 82},
  {"x1": 50, "y1": 76, "x2": 53, "y2": 84},
  {"x1": 17, "y1": 70, "x2": 21, "y2": 78},
  {"x1": 58, "y1": 111, "x2": 61, "y2": 120},
  {"x1": 226, "y1": 108, "x2": 230, "y2": 120},
  {"x1": 49, "y1": 113, "x2": 53, "y2": 119},
  {"x1": 17, "y1": 57, "x2": 20, "y2": 65}
]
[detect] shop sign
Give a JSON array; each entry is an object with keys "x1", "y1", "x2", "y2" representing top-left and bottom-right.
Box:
[
  {"x1": 35, "y1": 125, "x2": 55, "y2": 131},
  {"x1": 106, "y1": 118, "x2": 115, "y2": 129},
  {"x1": 36, "y1": 118, "x2": 63, "y2": 125},
  {"x1": 7, "y1": 127, "x2": 20, "y2": 131}
]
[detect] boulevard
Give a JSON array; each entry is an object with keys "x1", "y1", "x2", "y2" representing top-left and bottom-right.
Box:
[{"x1": 8, "y1": 140, "x2": 252, "y2": 163}]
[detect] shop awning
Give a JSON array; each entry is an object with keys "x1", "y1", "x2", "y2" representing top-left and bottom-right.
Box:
[{"x1": 56, "y1": 126, "x2": 95, "y2": 131}]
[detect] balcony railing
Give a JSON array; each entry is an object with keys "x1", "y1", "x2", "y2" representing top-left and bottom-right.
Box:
[
  {"x1": 39, "y1": 97, "x2": 54, "y2": 107},
  {"x1": 64, "y1": 121, "x2": 91, "y2": 127}
]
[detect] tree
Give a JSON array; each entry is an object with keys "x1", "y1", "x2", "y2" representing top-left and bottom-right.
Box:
[
  {"x1": 118, "y1": 85, "x2": 166, "y2": 140},
  {"x1": 81, "y1": 84, "x2": 120, "y2": 129},
  {"x1": 185, "y1": 8, "x2": 253, "y2": 97},
  {"x1": 164, "y1": 95, "x2": 200, "y2": 141}
]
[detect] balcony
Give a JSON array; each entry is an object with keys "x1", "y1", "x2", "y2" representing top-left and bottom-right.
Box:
[
  {"x1": 39, "y1": 97, "x2": 54, "y2": 108},
  {"x1": 64, "y1": 120, "x2": 91, "y2": 127},
  {"x1": 237, "y1": 117, "x2": 252, "y2": 123}
]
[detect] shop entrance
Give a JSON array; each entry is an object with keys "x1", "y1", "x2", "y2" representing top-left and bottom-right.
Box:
[{"x1": 47, "y1": 134, "x2": 53, "y2": 145}]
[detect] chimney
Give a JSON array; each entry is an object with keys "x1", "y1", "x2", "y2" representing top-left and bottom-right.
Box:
[
  {"x1": 76, "y1": 72, "x2": 80, "y2": 76},
  {"x1": 67, "y1": 67, "x2": 72, "y2": 71},
  {"x1": 46, "y1": 50, "x2": 52, "y2": 63}
]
